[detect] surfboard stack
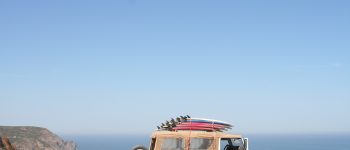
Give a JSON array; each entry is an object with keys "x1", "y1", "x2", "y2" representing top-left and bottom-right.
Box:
[{"x1": 157, "y1": 115, "x2": 233, "y2": 132}]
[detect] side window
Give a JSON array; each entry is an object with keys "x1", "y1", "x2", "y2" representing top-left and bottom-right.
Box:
[
  {"x1": 161, "y1": 138, "x2": 185, "y2": 150},
  {"x1": 220, "y1": 138, "x2": 244, "y2": 150},
  {"x1": 190, "y1": 138, "x2": 214, "y2": 150}
]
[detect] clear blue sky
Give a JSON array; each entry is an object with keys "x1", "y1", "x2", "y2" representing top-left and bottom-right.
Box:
[{"x1": 1, "y1": 0, "x2": 349, "y2": 135}]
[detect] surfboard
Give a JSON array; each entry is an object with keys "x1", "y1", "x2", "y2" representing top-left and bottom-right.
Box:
[
  {"x1": 156, "y1": 115, "x2": 233, "y2": 132},
  {"x1": 185, "y1": 118, "x2": 233, "y2": 127},
  {"x1": 190, "y1": 118, "x2": 231, "y2": 125},
  {"x1": 173, "y1": 126, "x2": 217, "y2": 131},
  {"x1": 177, "y1": 122, "x2": 228, "y2": 128},
  {"x1": 176, "y1": 125, "x2": 226, "y2": 130}
]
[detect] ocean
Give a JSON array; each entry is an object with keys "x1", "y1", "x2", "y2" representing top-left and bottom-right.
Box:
[{"x1": 65, "y1": 134, "x2": 350, "y2": 150}]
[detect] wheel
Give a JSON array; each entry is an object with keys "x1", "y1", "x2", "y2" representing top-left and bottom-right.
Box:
[{"x1": 132, "y1": 145, "x2": 148, "y2": 150}]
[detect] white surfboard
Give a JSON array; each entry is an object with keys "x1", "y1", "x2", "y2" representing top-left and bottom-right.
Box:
[{"x1": 188, "y1": 118, "x2": 233, "y2": 126}]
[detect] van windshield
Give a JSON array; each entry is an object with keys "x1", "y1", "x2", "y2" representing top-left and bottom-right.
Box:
[{"x1": 220, "y1": 138, "x2": 244, "y2": 150}]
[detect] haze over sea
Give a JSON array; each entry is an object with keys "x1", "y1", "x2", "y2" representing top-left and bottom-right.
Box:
[{"x1": 64, "y1": 134, "x2": 350, "y2": 150}]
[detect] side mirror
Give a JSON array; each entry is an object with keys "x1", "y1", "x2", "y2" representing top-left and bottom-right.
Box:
[{"x1": 243, "y1": 138, "x2": 249, "y2": 150}]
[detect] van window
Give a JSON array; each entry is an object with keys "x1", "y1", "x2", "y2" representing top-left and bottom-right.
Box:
[
  {"x1": 190, "y1": 138, "x2": 214, "y2": 150},
  {"x1": 220, "y1": 138, "x2": 244, "y2": 150},
  {"x1": 161, "y1": 138, "x2": 185, "y2": 150}
]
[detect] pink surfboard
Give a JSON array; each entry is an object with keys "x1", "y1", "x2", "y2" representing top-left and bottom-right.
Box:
[{"x1": 173, "y1": 126, "x2": 216, "y2": 131}]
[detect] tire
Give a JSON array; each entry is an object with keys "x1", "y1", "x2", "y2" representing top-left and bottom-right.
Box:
[{"x1": 132, "y1": 145, "x2": 148, "y2": 150}]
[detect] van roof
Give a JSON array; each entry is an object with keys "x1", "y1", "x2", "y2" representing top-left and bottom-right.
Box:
[{"x1": 151, "y1": 131, "x2": 242, "y2": 139}]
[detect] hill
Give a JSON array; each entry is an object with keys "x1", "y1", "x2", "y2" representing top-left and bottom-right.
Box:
[{"x1": 0, "y1": 126, "x2": 77, "y2": 150}]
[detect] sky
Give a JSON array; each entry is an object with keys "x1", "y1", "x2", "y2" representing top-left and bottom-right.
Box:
[{"x1": 1, "y1": 0, "x2": 349, "y2": 135}]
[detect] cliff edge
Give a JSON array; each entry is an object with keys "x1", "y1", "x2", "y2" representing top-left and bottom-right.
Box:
[
  {"x1": 0, "y1": 136, "x2": 16, "y2": 150},
  {"x1": 0, "y1": 126, "x2": 77, "y2": 150}
]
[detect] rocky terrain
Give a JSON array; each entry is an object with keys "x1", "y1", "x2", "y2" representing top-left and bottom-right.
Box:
[
  {"x1": 0, "y1": 136, "x2": 16, "y2": 150},
  {"x1": 0, "y1": 126, "x2": 77, "y2": 150}
]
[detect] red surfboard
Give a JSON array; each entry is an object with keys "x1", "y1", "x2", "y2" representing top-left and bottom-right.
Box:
[{"x1": 173, "y1": 126, "x2": 217, "y2": 131}]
